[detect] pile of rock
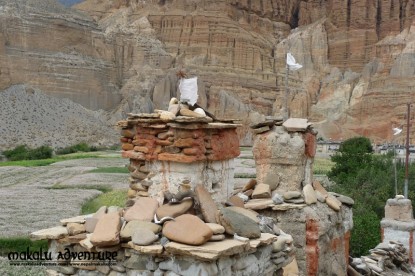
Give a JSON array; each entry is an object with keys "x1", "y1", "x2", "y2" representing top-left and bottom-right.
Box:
[
  {"x1": 234, "y1": 179, "x2": 354, "y2": 212},
  {"x1": 30, "y1": 183, "x2": 294, "y2": 275},
  {"x1": 349, "y1": 241, "x2": 413, "y2": 275}
]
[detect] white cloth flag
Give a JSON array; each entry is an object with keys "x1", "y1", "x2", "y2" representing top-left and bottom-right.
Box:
[
  {"x1": 179, "y1": 77, "x2": 198, "y2": 106},
  {"x1": 286, "y1": 53, "x2": 303, "y2": 71}
]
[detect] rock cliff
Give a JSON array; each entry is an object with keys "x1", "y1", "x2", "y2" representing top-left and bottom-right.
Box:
[{"x1": 1, "y1": 0, "x2": 415, "y2": 148}]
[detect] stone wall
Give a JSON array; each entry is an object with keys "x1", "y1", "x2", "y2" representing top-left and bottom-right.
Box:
[{"x1": 118, "y1": 113, "x2": 240, "y2": 203}]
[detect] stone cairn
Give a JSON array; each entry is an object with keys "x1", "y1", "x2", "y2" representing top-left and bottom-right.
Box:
[
  {"x1": 246, "y1": 117, "x2": 355, "y2": 212},
  {"x1": 30, "y1": 99, "x2": 295, "y2": 276},
  {"x1": 349, "y1": 241, "x2": 413, "y2": 275}
]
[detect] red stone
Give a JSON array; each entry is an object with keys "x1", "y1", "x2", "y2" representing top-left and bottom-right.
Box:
[
  {"x1": 122, "y1": 151, "x2": 145, "y2": 160},
  {"x1": 306, "y1": 219, "x2": 319, "y2": 276},
  {"x1": 120, "y1": 137, "x2": 129, "y2": 143},
  {"x1": 304, "y1": 132, "x2": 317, "y2": 157},
  {"x1": 183, "y1": 147, "x2": 206, "y2": 156},
  {"x1": 133, "y1": 146, "x2": 149, "y2": 153},
  {"x1": 158, "y1": 153, "x2": 206, "y2": 163},
  {"x1": 174, "y1": 137, "x2": 204, "y2": 148},
  {"x1": 176, "y1": 129, "x2": 205, "y2": 139},
  {"x1": 155, "y1": 139, "x2": 173, "y2": 146},
  {"x1": 121, "y1": 129, "x2": 135, "y2": 138},
  {"x1": 208, "y1": 129, "x2": 240, "y2": 160}
]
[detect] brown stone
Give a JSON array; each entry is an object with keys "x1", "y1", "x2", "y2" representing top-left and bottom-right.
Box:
[
  {"x1": 67, "y1": 223, "x2": 86, "y2": 236},
  {"x1": 90, "y1": 212, "x2": 121, "y2": 247},
  {"x1": 242, "y1": 179, "x2": 257, "y2": 192},
  {"x1": 122, "y1": 151, "x2": 145, "y2": 160},
  {"x1": 174, "y1": 137, "x2": 202, "y2": 148},
  {"x1": 127, "y1": 189, "x2": 137, "y2": 198},
  {"x1": 137, "y1": 191, "x2": 149, "y2": 197},
  {"x1": 244, "y1": 189, "x2": 254, "y2": 197},
  {"x1": 252, "y1": 183, "x2": 271, "y2": 199},
  {"x1": 120, "y1": 137, "x2": 129, "y2": 143},
  {"x1": 206, "y1": 223, "x2": 225, "y2": 234},
  {"x1": 326, "y1": 195, "x2": 342, "y2": 211},
  {"x1": 67, "y1": 233, "x2": 88, "y2": 244},
  {"x1": 163, "y1": 146, "x2": 181, "y2": 154},
  {"x1": 162, "y1": 214, "x2": 213, "y2": 245},
  {"x1": 156, "y1": 198, "x2": 193, "y2": 218},
  {"x1": 228, "y1": 195, "x2": 245, "y2": 208},
  {"x1": 120, "y1": 220, "x2": 161, "y2": 240},
  {"x1": 133, "y1": 146, "x2": 149, "y2": 153},
  {"x1": 157, "y1": 131, "x2": 174, "y2": 140},
  {"x1": 209, "y1": 234, "x2": 225, "y2": 241},
  {"x1": 303, "y1": 184, "x2": 317, "y2": 205},
  {"x1": 244, "y1": 199, "x2": 275, "y2": 210},
  {"x1": 30, "y1": 226, "x2": 68, "y2": 241},
  {"x1": 124, "y1": 197, "x2": 159, "y2": 222},
  {"x1": 122, "y1": 143, "x2": 134, "y2": 151},
  {"x1": 121, "y1": 129, "x2": 135, "y2": 139},
  {"x1": 179, "y1": 108, "x2": 206, "y2": 118},
  {"x1": 129, "y1": 182, "x2": 147, "y2": 191},
  {"x1": 312, "y1": 181, "x2": 328, "y2": 197},
  {"x1": 130, "y1": 170, "x2": 148, "y2": 180},
  {"x1": 195, "y1": 185, "x2": 218, "y2": 223}
]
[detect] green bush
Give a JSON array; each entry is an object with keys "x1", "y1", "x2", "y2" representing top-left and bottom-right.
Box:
[
  {"x1": 56, "y1": 142, "x2": 96, "y2": 155},
  {"x1": 3, "y1": 145, "x2": 29, "y2": 161},
  {"x1": 3, "y1": 145, "x2": 52, "y2": 161}
]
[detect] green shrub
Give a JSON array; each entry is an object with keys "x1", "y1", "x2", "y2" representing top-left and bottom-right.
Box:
[
  {"x1": 3, "y1": 145, "x2": 30, "y2": 161},
  {"x1": 56, "y1": 143, "x2": 95, "y2": 155},
  {"x1": 3, "y1": 145, "x2": 52, "y2": 161}
]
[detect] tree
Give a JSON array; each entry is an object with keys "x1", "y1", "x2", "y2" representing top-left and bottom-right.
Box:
[
  {"x1": 328, "y1": 137, "x2": 373, "y2": 185},
  {"x1": 328, "y1": 137, "x2": 395, "y2": 256}
]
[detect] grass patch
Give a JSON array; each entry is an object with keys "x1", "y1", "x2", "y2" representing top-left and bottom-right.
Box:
[
  {"x1": 48, "y1": 184, "x2": 112, "y2": 193},
  {"x1": 88, "y1": 167, "x2": 129, "y2": 174},
  {"x1": 240, "y1": 147, "x2": 252, "y2": 152},
  {"x1": 0, "y1": 152, "x2": 112, "y2": 167},
  {"x1": 313, "y1": 157, "x2": 334, "y2": 175},
  {"x1": 234, "y1": 172, "x2": 256, "y2": 178},
  {"x1": 81, "y1": 189, "x2": 127, "y2": 214},
  {"x1": 0, "y1": 237, "x2": 48, "y2": 257}
]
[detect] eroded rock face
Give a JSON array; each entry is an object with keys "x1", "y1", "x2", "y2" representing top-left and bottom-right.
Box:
[{"x1": 2, "y1": 0, "x2": 415, "y2": 147}]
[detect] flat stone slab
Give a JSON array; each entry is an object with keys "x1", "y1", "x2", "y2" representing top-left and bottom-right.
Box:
[
  {"x1": 164, "y1": 239, "x2": 251, "y2": 261},
  {"x1": 249, "y1": 233, "x2": 278, "y2": 249},
  {"x1": 272, "y1": 203, "x2": 307, "y2": 211},
  {"x1": 127, "y1": 113, "x2": 160, "y2": 118},
  {"x1": 126, "y1": 241, "x2": 164, "y2": 254},
  {"x1": 283, "y1": 118, "x2": 310, "y2": 132},
  {"x1": 173, "y1": 116, "x2": 213, "y2": 123},
  {"x1": 30, "y1": 226, "x2": 68, "y2": 241},
  {"x1": 60, "y1": 215, "x2": 90, "y2": 226},
  {"x1": 244, "y1": 199, "x2": 275, "y2": 210}
]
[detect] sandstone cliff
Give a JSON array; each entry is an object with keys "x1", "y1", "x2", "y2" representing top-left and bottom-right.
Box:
[{"x1": 1, "y1": 0, "x2": 415, "y2": 148}]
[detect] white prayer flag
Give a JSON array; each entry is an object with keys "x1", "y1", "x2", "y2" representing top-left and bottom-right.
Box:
[
  {"x1": 286, "y1": 53, "x2": 303, "y2": 71},
  {"x1": 179, "y1": 77, "x2": 198, "y2": 106},
  {"x1": 393, "y1": 127, "x2": 402, "y2": 136}
]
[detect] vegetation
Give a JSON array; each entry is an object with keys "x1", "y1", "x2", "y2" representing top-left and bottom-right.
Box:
[
  {"x1": 81, "y1": 189, "x2": 127, "y2": 214},
  {"x1": 88, "y1": 167, "x2": 129, "y2": 174},
  {"x1": 313, "y1": 158, "x2": 334, "y2": 175},
  {"x1": 328, "y1": 136, "x2": 395, "y2": 256},
  {"x1": 0, "y1": 237, "x2": 47, "y2": 257},
  {"x1": 3, "y1": 145, "x2": 53, "y2": 161},
  {"x1": 0, "y1": 152, "x2": 107, "y2": 167},
  {"x1": 55, "y1": 142, "x2": 98, "y2": 155},
  {"x1": 48, "y1": 183, "x2": 112, "y2": 193}
]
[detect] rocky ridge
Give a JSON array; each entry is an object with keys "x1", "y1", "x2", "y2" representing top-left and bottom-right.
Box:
[{"x1": 1, "y1": 0, "x2": 415, "y2": 148}]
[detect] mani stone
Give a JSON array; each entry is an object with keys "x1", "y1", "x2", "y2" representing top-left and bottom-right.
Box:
[
  {"x1": 252, "y1": 183, "x2": 271, "y2": 199},
  {"x1": 195, "y1": 185, "x2": 218, "y2": 223},
  {"x1": 124, "y1": 197, "x2": 159, "y2": 222},
  {"x1": 120, "y1": 220, "x2": 161, "y2": 240},
  {"x1": 218, "y1": 207, "x2": 261, "y2": 239},
  {"x1": 156, "y1": 198, "x2": 193, "y2": 218},
  {"x1": 132, "y1": 228, "x2": 159, "y2": 246},
  {"x1": 90, "y1": 212, "x2": 121, "y2": 247},
  {"x1": 162, "y1": 214, "x2": 213, "y2": 246}
]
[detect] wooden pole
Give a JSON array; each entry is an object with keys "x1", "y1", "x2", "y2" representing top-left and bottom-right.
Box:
[{"x1": 404, "y1": 103, "x2": 410, "y2": 198}]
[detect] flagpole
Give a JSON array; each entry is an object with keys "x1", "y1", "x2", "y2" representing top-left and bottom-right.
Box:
[{"x1": 284, "y1": 63, "x2": 289, "y2": 121}]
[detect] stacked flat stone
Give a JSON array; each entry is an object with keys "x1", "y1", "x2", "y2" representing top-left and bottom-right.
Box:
[
  {"x1": 239, "y1": 179, "x2": 354, "y2": 212},
  {"x1": 30, "y1": 183, "x2": 292, "y2": 276},
  {"x1": 349, "y1": 241, "x2": 413, "y2": 275}
]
